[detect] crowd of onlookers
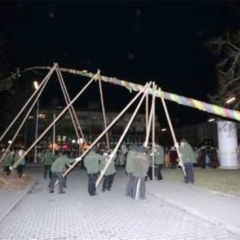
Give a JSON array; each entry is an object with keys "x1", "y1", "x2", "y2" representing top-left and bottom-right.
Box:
[{"x1": 114, "y1": 142, "x2": 220, "y2": 170}]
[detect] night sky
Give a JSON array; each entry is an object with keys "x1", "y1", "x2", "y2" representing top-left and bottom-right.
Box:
[{"x1": 1, "y1": 1, "x2": 240, "y2": 128}]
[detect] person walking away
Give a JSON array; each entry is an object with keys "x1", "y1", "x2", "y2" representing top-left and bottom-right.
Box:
[
  {"x1": 132, "y1": 145, "x2": 149, "y2": 200},
  {"x1": 83, "y1": 147, "x2": 104, "y2": 196},
  {"x1": 100, "y1": 150, "x2": 116, "y2": 192},
  {"x1": 147, "y1": 146, "x2": 154, "y2": 180},
  {"x1": 154, "y1": 143, "x2": 164, "y2": 180},
  {"x1": 208, "y1": 147, "x2": 219, "y2": 168},
  {"x1": 43, "y1": 149, "x2": 54, "y2": 179},
  {"x1": 49, "y1": 151, "x2": 75, "y2": 194},
  {"x1": 125, "y1": 144, "x2": 137, "y2": 197},
  {"x1": 3, "y1": 149, "x2": 14, "y2": 175},
  {"x1": 62, "y1": 150, "x2": 72, "y2": 188},
  {"x1": 198, "y1": 146, "x2": 207, "y2": 168},
  {"x1": 179, "y1": 138, "x2": 196, "y2": 184},
  {"x1": 37, "y1": 150, "x2": 43, "y2": 164},
  {"x1": 14, "y1": 148, "x2": 26, "y2": 178}
]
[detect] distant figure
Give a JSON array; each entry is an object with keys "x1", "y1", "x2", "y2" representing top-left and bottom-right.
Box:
[
  {"x1": 169, "y1": 146, "x2": 178, "y2": 169},
  {"x1": 37, "y1": 150, "x2": 43, "y2": 164},
  {"x1": 208, "y1": 147, "x2": 219, "y2": 168},
  {"x1": 154, "y1": 143, "x2": 164, "y2": 180},
  {"x1": 14, "y1": 149, "x2": 26, "y2": 178},
  {"x1": 118, "y1": 143, "x2": 128, "y2": 166},
  {"x1": 179, "y1": 139, "x2": 196, "y2": 184},
  {"x1": 3, "y1": 149, "x2": 14, "y2": 175},
  {"x1": 43, "y1": 149, "x2": 54, "y2": 179},
  {"x1": 197, "y1": 147, "x2": 207, "y2": 168}
]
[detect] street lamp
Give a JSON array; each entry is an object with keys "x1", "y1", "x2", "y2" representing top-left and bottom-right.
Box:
[
  {"x1": 33, "y1": 81, "x2": 39, "y2": 163},
  {"x1": 161, "y1": 128, "x2": 167, "y2": 132},
  {"x1": 226, "y1": 97, "x2": 236, "y2": 104},
  {"x1": 208, "y1": 118, "x2": 215, "y2": 122}
]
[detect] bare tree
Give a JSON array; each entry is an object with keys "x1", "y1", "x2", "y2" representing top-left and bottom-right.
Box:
[{"x1": 207, "y1": 31, "x2": 240, "y2": 110}]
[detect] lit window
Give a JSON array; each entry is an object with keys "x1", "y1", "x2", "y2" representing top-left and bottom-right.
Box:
[
  {"x1": 136, "y1": 126, "x2": 144, "y2": 132},
  {"x1": 106, "y1": 117, "x2": 111, "y2": 123},
  {"x1": 57, "y1": 135, "x2": 61, "y2": 142},
  {"x1": 38, "y1": 114, "x2": 46, "y2": 119},
  {"x1": 79, "y1": 115, "x2": 87, "y2": 121},
  {"x1": 136, "y1": 117, "x2": 142, "y2": 123},
  {"x1": 64, "y1": 115, "x2": 71, "y2": 120}
]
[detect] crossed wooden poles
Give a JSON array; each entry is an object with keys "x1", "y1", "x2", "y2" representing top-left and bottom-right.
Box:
[{"x1": 0, "y1": 63, "x2": 185, "y2": 191}]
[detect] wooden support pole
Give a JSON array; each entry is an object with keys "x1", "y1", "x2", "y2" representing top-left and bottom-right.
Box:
[
  {"x1": 151, "y1": 83, "x2": 156, "y2": 181},
  {"x1": 62, "y1": 82, "x2": 151, "y2": 179},
  {"x1": 56, "y1": 67, "x2": 81, "y2": 141},
  {"x1": 0, "y1": 65, "x2": 56, "y2": 165},
  {"x1": 98, "y1": 73, "x2": 110, "y2": 151},
  {"x1": 0, "y1": 65, "x2": 57, "y2": 142},
  {"x1": 12, "y1": 70, "x2": 99, "y2": 169},
  {"x1": 95, "y1": 82, "x2": 151, "y2": 187},
  {"x1": 158, "y1": 87, "x2": 186, "y2": 176}
]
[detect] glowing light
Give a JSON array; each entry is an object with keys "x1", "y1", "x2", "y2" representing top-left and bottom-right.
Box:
[
  {"x1": 33, "y1": 81, "x2": 39, "y2": 90},
  {"x1": 226, "y1": 97, "x2": 236, "y2": 104},
  {"x1": 208, "y1": 118, "x2": 215, "y2": 122}
]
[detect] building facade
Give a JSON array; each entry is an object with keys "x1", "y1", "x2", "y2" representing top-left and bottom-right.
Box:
[
  {"x1": 174, "y1": 121, "x2": 218, "y2": 148},
  {"x1": 27, "y1": 108, "x2": 161, "y2": 148}
]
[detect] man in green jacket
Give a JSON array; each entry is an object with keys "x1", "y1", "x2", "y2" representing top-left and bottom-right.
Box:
[
  {"x1": 132, "y1": 145, "x2": 149, "y2": 200},
  {"x1": 43, "y1": 149, "x2": 54, "y2": 179},
  {"x1": 179, "y1": 138, "x2": 196, "y2": 184},
  {"x1": 84, "y1": 147, "x2": 104, "y2": 196},
  {"x1": 125, "y1": 144, "x2": 137, "y2": 197},
  {"x1": 154, "y1": 143, "x2": 164, "y2": 180},
  {"x1": 49, "y1": 151, "x2": 75, "y2": 194},
  {"x1": 147, "y1": 143, "x2": 164, "y2": 180},
  {"x1": 100, "y1": 151, "x2": 116, "y2": 192},
  {"x1": 14, "y1": 148, "x2": 26, "y2": 178},
  {"x1": 3, "y1": 149, "x2": 14, "y2": 175}
]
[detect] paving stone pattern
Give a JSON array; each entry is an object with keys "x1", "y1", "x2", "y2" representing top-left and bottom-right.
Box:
[{"x1": 0, "y1": 167, "x2": 238, "y2": 240}]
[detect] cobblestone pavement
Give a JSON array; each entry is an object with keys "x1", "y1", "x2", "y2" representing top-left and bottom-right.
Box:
[
  {"x1": 162, "y1": 167, "x2": 240, "y2": 197},
  {"x1": 0, "y1": 166, "x2": 238, "y2": 240}
]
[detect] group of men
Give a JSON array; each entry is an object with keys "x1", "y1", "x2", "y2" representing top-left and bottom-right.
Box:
[
  {"x1": 2, "y1": 148, "x2": 26, "y2": 177},
  {"x1": 1, "y1": 137, "x2": 195, "y2": 199},
  {"x1": 45, "y1": 146, "x2": 117, "y2": 196}
]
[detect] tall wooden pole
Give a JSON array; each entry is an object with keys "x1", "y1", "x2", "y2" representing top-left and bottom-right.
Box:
[
  {"x1": 158, "y1": 87, "x2": 186, "y2": 176},
  {"x1": 98, "y1": 76, "x2": 110, "y2": 150}
]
